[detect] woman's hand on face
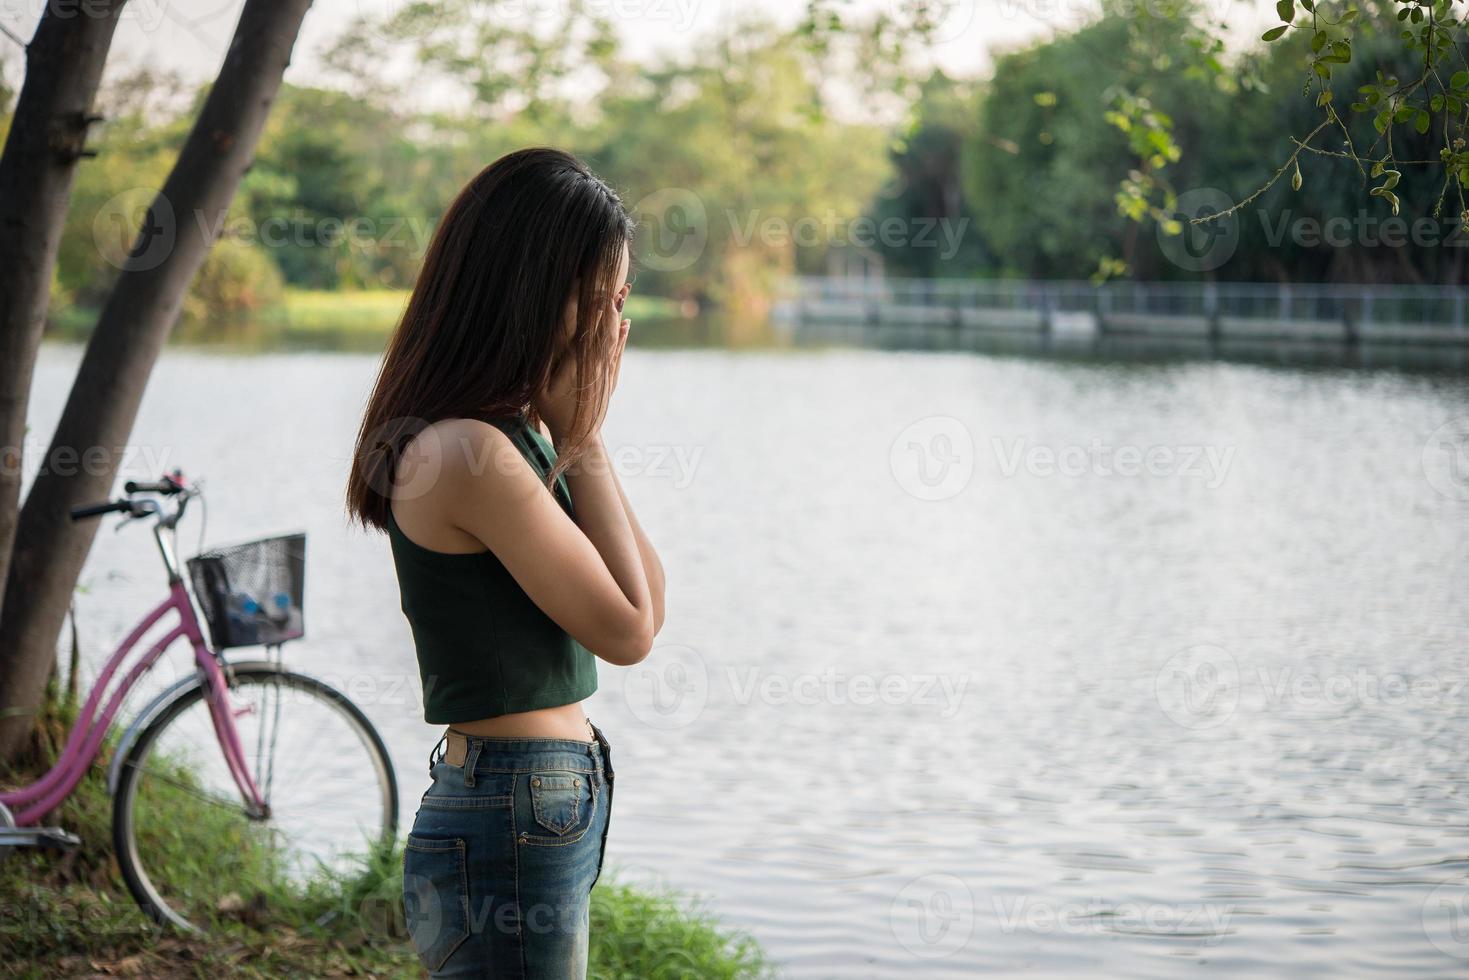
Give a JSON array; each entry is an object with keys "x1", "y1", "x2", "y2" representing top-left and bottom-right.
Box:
[{"x1": 534, "y1": 285, "x2": 631, "y2": 440}]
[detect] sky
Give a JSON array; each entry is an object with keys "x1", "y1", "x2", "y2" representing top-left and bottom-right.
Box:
[
  {"x1": 1, "y1": 0, "x2": 1274, "y2": 102},
  {"x1": 0, "y1": 0, "x2": 1143, "y2": 89}
]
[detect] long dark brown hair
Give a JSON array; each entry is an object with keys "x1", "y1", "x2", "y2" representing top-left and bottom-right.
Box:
[{"x1": 347, "y1": 147, "x2": 633, "y2": 531}]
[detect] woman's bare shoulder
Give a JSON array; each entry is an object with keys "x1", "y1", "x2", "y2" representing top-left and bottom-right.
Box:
[{"x1": 402, "y1": 417, "x2": 537, "y2": 501}]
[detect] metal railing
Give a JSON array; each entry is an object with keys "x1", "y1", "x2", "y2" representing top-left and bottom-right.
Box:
[{"x1": 781, "y1": 277, "x2": 1469, "y2": 337}]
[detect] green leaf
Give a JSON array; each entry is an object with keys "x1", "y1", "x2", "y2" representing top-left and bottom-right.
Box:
[
  {"x1": 1415, "y1": 109, "x2": 1431, "y2": 133},
  {"x1": 1452, "y1": 70, "x2": 1469, "y2": 90},
  {"x1": 1276, "y1": 0, "x2": 1294, "y2": 21},
  {"x1": 1262, "y1": 25, "x2": 1288, "y2": 41}
]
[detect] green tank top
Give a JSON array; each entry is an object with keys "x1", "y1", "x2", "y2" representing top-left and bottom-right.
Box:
[{"x1": 387, "y1": 411, "x2": 598, "y2": 724}]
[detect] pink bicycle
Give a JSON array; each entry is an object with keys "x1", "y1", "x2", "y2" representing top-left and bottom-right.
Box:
[{"x1": 0, "y1": 472, "x2": 398, "y2": 933}]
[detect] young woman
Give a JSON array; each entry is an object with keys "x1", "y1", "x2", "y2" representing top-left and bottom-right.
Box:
[{"x1": 346, "y1": 147, "x2": 665, "y2": 978}]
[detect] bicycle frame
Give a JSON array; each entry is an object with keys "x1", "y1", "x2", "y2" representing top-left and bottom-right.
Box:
[{"x1": 0, "y1": 516, "x2": 269, "y2": 830}]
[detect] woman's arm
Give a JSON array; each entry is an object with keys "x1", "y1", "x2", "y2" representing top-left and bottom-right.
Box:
[
  {"x1": 609, "y1": 454, "x2": 666, "y2": 634},
  {"x1": 433, "y1": 419, "x2": 656, "y2": 666},
  {"x1": 540, "y1": 418, "x2": 665, "y2": 635}
]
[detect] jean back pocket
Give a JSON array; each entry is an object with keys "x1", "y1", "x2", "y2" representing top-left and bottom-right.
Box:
[
  {"x1": 529, "y1": 771, "x2": 591, "y2": 838},
  {"x1": 403, "y1": 834, "x2": 470, "y2": 972}
]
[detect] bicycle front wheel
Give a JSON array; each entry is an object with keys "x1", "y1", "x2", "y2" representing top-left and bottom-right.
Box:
[{"x1": 112, "y1": 662, "x2": 399, "y2": 933}]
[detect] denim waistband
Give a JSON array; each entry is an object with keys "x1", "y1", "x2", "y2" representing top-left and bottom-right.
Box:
[{"x1": 428, "y1": 719, "x2": 610, "y2": 775}]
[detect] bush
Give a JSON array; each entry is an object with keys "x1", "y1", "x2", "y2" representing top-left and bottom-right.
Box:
[{"x1": 176, "y1": 239, "x2": 286, "y2": 342}]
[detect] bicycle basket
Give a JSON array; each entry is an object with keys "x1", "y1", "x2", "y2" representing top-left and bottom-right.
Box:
[{"x1": 186, "y1": 533, "x2": 306, "y2": 650}]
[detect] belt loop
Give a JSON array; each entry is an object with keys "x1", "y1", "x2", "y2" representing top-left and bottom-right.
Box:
[
  {"x1": 588, "y1": 719, "x2": 609, "y2": 775},
  {"x1": 462, "y1": 738, "x2": 482, "y2": 787}
]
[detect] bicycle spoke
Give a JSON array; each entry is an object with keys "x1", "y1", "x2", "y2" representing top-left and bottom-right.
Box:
[
  {"x1": 126, "y1": 760, "x2": 249, "y2": 816},
  {"x1": 113, "y1": 665, "x2": 397, "y2": 933}
]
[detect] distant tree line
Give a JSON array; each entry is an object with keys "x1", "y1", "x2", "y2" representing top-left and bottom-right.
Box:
[{"x1": 8, "y1": 2, "x2": 1465, "y2": 342}]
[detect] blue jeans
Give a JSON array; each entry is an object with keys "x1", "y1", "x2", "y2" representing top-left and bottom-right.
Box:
[{"x1": 402, "y1": 721, "x2": 615, "y2": 978}]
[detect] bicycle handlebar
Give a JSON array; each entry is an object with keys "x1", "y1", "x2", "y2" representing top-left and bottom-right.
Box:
[
  {"x1": 69, "y1": 500, "x2": 133, "y2": 521},
  {"x1": 124, "y1": 476, "x2": 184, "y2": 495},
  {"x1": 69, "y1": 470, "x2": 197, "y2": 524}
]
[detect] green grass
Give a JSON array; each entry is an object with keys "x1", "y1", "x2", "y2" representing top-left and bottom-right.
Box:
[
  {"x1": 281, "y1": 288, "x2": 687, "y2": 334},
  {"x1": 590, "y1": 880, "x2": 771, "y2": 979},
  {"x1": 1, "y1": 696, "x2": 770, "y2": 978},
  {"x1": 46, "y1": 290, "x2": 698, "y2": 353},
  {"x1": 271, "y1": 289, "x2": 694, "y2": 351},
  {"x1": 281, "y1": 289, "x2": 410, "y2": 334}
]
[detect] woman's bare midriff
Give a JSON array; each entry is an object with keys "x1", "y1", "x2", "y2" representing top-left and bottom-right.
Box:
[{"x1": 448, "y1": 700, "x2": 594, "y2": 742}]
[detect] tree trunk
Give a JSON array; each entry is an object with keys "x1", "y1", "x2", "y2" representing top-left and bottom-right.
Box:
[
  {"x1": 0, "y1": 1, "x2": 127, "y2": 625},
  {"x1": 0, "y1": 0, "x2": 315, "y2": 761}
]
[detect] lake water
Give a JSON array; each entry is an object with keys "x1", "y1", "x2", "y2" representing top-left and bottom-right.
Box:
[{"x1": 25, "y1": 333, "x2": 1469, "y2": 977}]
